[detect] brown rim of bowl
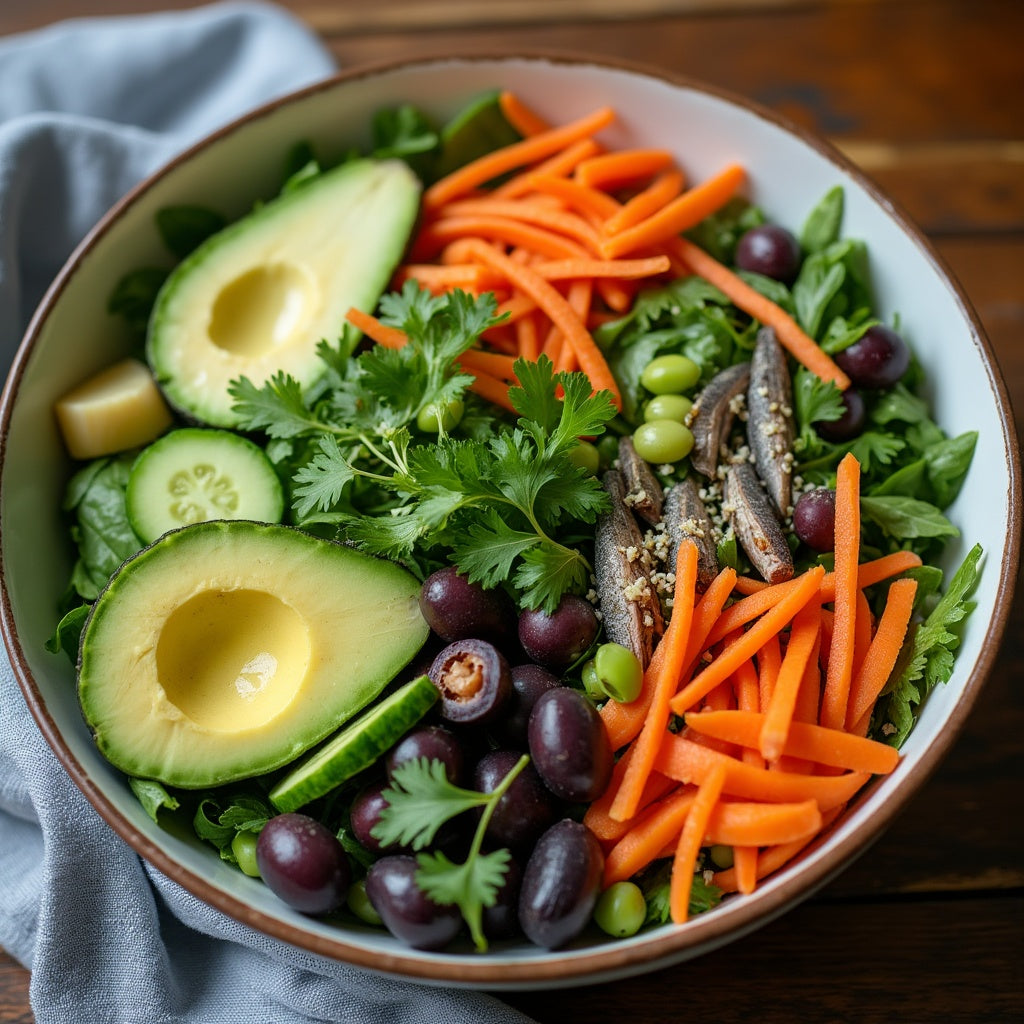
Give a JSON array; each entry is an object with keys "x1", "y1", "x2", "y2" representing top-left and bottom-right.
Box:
[{"x1": 1, "y1": 50, "x2": 1020, "y2": 987}]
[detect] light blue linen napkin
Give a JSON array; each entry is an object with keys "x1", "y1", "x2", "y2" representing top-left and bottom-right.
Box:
[{"x1": 0, "y1": 4, "x2": 536, "y2": 1021}]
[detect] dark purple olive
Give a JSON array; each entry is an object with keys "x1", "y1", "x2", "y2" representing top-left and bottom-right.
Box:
[
  {"x1": 482, "y1": 857, "x2": 523, "y2": 941},
  {"x1": 528, "y1": 687, "x2": 613, "y2": 803},
  {"x1": 814, "y1": 387, "x2": 866, "y2": 442},
  {"x1": 428, "y1": 639, "x2": 512, "y2": 726},
  {"x1": 256, "y1": 813, "x2": 351, "y2": 915},
  {"x1": 473, "y1": 749, "x2": 561, "y2": 850},
  {"x1": 365, "y1": 855, "x2": 463, "y2": 950},
  {"x1": 419, "y1": 567, "x2": 515, "y2": 644},
  {"x1": 518, "y1": 595, "x2": 599, "y2": 668},
  {"x1": 735, "y1": 223, "x2": 802, "y2": 284},
  {"x1": 792, "y1": 488, "x2": 837, "y2": 552},
  {"x1": 350, "y1": 779, "x2": 402, "y2": 855},
  {"x1": 835, "y1": 324, "x2": 911, "y2": 389},
  {"x1": 386, "y1": 724, "x2": 466, "y2": 786},
  {"x1": 518, "y1": 819, "x2": 604, "y2": 950},
  {"x1": 497, "y1": 664, "x2": 562, "y2": 748}
]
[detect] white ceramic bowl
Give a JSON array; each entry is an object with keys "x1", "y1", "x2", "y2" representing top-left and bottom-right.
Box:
[{"x1": 1, "y1": 55, "x2": 1019, "y2": 988}]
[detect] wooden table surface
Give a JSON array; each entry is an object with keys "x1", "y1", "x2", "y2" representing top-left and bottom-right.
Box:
[{"x1": 1, "y1": 1, "x2": 1022, "y2": 1021}]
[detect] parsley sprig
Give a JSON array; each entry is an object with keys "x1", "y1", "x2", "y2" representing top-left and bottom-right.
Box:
[{"x1": 373, "y1": 754, "x2": 530, "y2": 952}]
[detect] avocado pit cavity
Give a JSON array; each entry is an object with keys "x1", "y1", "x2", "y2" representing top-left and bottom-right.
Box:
[
  {"x1": 208, "y1": 262, "x2": 318, "y2": 356},
  {"x1": 156, "y1": 587, "x2": 310, "y2": 731}
]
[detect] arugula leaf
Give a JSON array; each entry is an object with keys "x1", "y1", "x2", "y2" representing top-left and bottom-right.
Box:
[
  {"x1": 875, "y1": 544, "x2": 982, "y2": 745},
  {"x1": 925, "y1": 431, "x2": 977, "y2": 509},
  {"x1": 375, "y1": 755, "x2": 531, "y2": 951},
  {"x1": 129, "y1": 779, "x2": 180, "y2": 824},
  {"x1": 800, "y1": 185, "x2": 844, "y2": 253}
]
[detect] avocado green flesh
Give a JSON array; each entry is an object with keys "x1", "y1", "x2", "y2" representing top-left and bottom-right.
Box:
[
  {"x1": 269, "y1": 674, "x2": 438, "y2": 812},
  {"x1": 77, "y1": 521, "x2": 429, "y2": 789},
  {"x1": 147, "y1": 158, "x2": 421, "y2": 428}
]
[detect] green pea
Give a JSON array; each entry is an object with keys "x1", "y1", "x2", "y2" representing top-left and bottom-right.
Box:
[
  {"x1": 593, "y1": 881, "x2": 647, "y2": 938},
  {"x1": 708, "y1": 844, "x2": 735, "y2": 870},
  {"x1": 632, "y1": 420, "x2": 695, "y2": 464},
  {"x1": 231, "y1": 830, "x2": 261, "y2": 878},
  {"x1": 593, "y1": 642, "x2": 643, "y2": 703},
  {"x1": 416, "y1": 398, "x2": 464, "y2": 433},
  {"x1": 568, "y1": 439, "x2": 601, "y2": 475},
  {"x1": 644, "y1": 393, "x2": 693, "y2": 424},
  {"x1": 581, "y1": 658, "x2": 604, "y2": 701},
  {"x1": 347, "y1": 879, "x2": 383, "y2": 926},
  {"x1": 640, "y1": 354, "x2": 700, "y2": 395}
]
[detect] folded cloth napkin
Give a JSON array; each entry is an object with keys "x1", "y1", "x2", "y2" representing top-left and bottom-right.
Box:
[{"x1": 0, "y1": 5, "x2": 536, "y2": 1022}]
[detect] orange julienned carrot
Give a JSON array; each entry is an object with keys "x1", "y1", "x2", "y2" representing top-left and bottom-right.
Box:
[
  {"x1": 609, "y1": 540, "x2": 700, "y2": 822},
  {"x1": 757, "y1": 633, "x2": 783, "y2": 713},
  {"x1": 531, "y1": 255, "x2": 672, "y2": 282},
  {"x1": 758, "y1": 599, "x2": 822, "y2": 762},
  {"x1": 818, "y1": 550, "x2": 923, "y2": 601},
  {"x1": 600, "y1": 163, "x2": 746, "y2": 259},
  {"x1": 423, "y1": 105, "x2": 616, "y2": 209},
  {"x1": 467, "y1": 370, "x2": 518, "y2": 414},
  {"x1": 413, "y1": 213, "x2": 589, "y2": 261},
  {"x1": 575, "y1": 148, "x2": 675, "y2": 189},
  {"x1": 654, "y1": 732, "x2": 871, "y2": 811},
  {"x1": 669, "y1": 565, "x2": 826, "y2": 716},
  {"x1": 492, "y1": 137, "x2": 602, "y2": 198},
  {"x1": 682, "y1": 566, "x2": 739, "y2": 671},
  {"x1": 457, "y1": 238, "x2": 623, "y2": 408},
  {"x1": 457, "y1": 348, "x2": 519, "y2": 380},
  {"x1": 522, "y1": 173, "x2": 622, "y2": 222},
  {"x1": 852, "y1": 587, "x2": 874, "y2": 680},
  {"x1": 583, "y1": 745, "x2": 677, "y2": 844},
  {"x1": 845, "y1": 577, "x2": 919, "y2": 729},
  {"x1": 599, "y1": 632, "x2": 671, "y2": 751},
  {"x1": 670, "y1": 236, "x2": 851, "y2": 390},
  {"x1": 820, "y1": 453, "x2": 862, "y2": 730},
  {"x1": 345, "y1": 307, "x2": 408, "y2": 350},
  {"x1": 437, "y1": 197, "x2": 603, "y2": 253},
  {"x1": 731, "y1": 657, "x2": 763, "y2": 894},
  {"x1": 497, "y1": 90, "x2": 550, "y2": 137},
  {"x1": 670, "y1": 763, "x2": 727, "y2": 923},
  {"x1": 712, "y1": 805, "x2": 845, "y2": 894},
  {"x1": 704, "y1": 573, "x2": 816, "y2": 650},
  {"x1": 683, "y1": 710, "x2": 901, "y2": 776},
  {"x1": 602, "y1": 169, "x2": 686, "y2": 235}
]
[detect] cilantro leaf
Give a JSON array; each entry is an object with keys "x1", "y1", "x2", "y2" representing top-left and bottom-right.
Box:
[
  {"x1": 229, "y1": 371, "x2": 329, "y2": 439},
  {"x1": 129, "y1": 779, "x2": 180, "y2": 824}
]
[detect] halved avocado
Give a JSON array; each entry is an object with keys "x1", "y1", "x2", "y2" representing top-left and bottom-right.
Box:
[
  {"x1": 77, "y1": 520, "x2": 429, "y2": 788},
  {"x1": 147, "y1": 158, "x2": 421, "y2": 427}
]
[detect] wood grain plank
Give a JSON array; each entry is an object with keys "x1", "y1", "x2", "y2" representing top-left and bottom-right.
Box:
[{"x1": 0, "y1": 954, "x2": 30, "y2": 1024}]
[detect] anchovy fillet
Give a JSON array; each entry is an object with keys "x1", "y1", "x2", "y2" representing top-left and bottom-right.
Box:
[
  {"x1": 689, "y1": 361, "x2": 752, "y2": 479},
  {"x1": 617, "y1": 435, "x2": 664, "y2": 527},
  {"x1": 663, "y1": 478, "x2": 720, "y2": 591},
  {"x1": 724, "y1": 463, "x2": 794, "y2": 585},
  {"x1": 594, "y1": 470, "x2": 663, "y2": 668},
  {"x1": 747, "y1": 326, "x2": 795, "y2": 517}
]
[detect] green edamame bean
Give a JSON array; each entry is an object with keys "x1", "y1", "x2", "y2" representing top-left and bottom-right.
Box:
[
  {"x1": 640, "y1": 354, "x2": 700, "y2": 395},
  {"x1": 581, "y1": 658, "x2": 604, "y2": 701},
  {"x1": 347, "y1": 878, "x2": 383, "y2": 926},
  {"x1": 568, "y1": 439, "x2": 601, "y2": 475},
  {"x1": 416, "y1": 398, "x2": 464, "y2": 433},
  {"x1": 593, "y1": 642, "x2": 643, "y2": 703},
  {"x1": 644, "y1": 393, "x2": 693, "y2": 424},
  {"x1": 231, "y1": 830, "x2": 261, "y2": 878},
  {"x1": 593, "y1": 881, "x2": 647, "y2": 938},
  {"x1": 632, "y1": 420, "x2": 695, "y2": 464}
]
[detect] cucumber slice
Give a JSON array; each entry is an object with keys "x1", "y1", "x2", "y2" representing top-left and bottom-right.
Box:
[
  {"x1": 126, "y1": 427, "x2": 284, "y2": 543},
  {"x1": 269, "y1": 674, "x2": 439, "y2": 812}
]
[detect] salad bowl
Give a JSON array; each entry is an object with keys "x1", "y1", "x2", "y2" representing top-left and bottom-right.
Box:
[{"x1": 0, "y1": 54, "x2": 1018, "y2": 988}]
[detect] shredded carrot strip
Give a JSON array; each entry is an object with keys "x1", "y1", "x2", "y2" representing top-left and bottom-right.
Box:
[
  {"x1": 493, "y1": 138, "x2": 602, "y2": 198},
  {"x1": 602, "y1": 169, "x2": 686, "y2": 235},
  {"x1": 497, "y1": 90, "x2": 550, "y2": 137},
  {"x1": 819, "y1": 550, "x2": 923, "y2": 601},
  {"x1": 523, "y1": 173, "x2": 622, "y2": 222},
  {"x1": 439, "y1": 197, "x2": 603, "y2": 253},
  {"x1": 600, "y1": 163, "x2": 746, "y2": 259},
  {"x1": 424, "y1": 106, "x2": 615, "y2": 209},
  {"x1": 820, "y1": 453, "x2": 862, "y2": 730},
  {"x1": 344, "y1": 307, "x2": 407, "y2": 349},
  {"x1": 575, "y1": 148, "x2": 675, "y2": 190},
  {"x1": 670, "y1": 763, "x2": 727, "y2": 923}
]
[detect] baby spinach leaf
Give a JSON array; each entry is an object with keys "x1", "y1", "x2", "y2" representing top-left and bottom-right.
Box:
[
  {"x1": 800, "y1": 184, "x2": 844, "y2": 253},
  {"x1": 155, "y1": 205, "x2": 227, "y2": 260},
  {"x1": 860, "y1": 495, "x2": 959, "y2": 541}
]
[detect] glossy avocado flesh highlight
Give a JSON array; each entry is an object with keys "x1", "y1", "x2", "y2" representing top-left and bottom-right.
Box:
[
  {"x1": 147, "y1": 158, "x2": 421, "y2": 428},
  {"x1": 77, "y1": 521, "x2": 429, "y2": 789}
]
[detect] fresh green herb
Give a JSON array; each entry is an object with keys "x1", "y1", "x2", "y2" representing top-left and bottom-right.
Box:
[
  {"x1": 194, "y1": 793, "x2": 273, "y2": 862},
  {"x1": 372, "y1": 103, "x2": 440, "y2": 177},
  {"x1": 129, "y1": 778, "x2": 180, "y2": 824},
  {"x1": 637, "y1": 859, "x2": 722, "y2": 925},
  {"x1": 875, "y1": 543, "x2": 982, "y2": 745},
  {"x1": 155, "y1": 205, "x2": 227, "y2": 260},
  {"x1": 45, "y1": 602, "x2": 90, "y2": 662},
  {"x1": 799, "y1": 184, "x2": 844, "y2": 254},
  {"x1": 374, "y1": 755, "x2": 530, "y2": 952},
  {"x1": 860, "y1": 495, "x2": 959, "y2": 542}
]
